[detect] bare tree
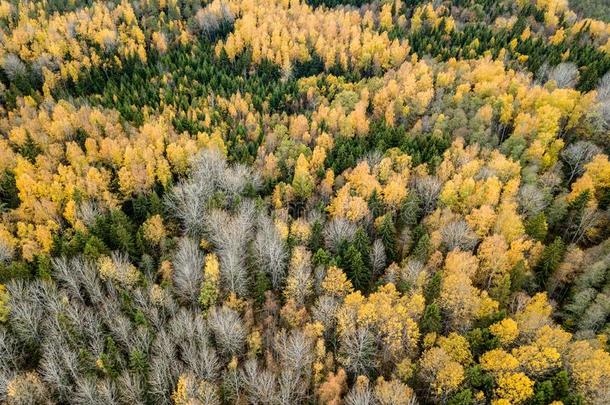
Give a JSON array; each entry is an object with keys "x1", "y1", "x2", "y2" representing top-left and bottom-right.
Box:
[
  {"x1": 400, "y1": 260, "x2": 425, "y2": 293},
  {"x1": 221, "y1": 163, "x2": 260, "y2": 200},
  {"x1": 195, "y1": 2, "x2": 235, "y2": 38},
  {"x1": 338, "y1": 327, "x2": 377, "y2": 377},
  {"x1": 205, "y1": 202, "x2": 256, "y2": 296},
  {"x1": 598, "y1": 72, "x2": 610, "y2": 101},
  {"x1": 518, "y1": 184, "x2": 549, "y2": 217},
  {"x1": 164, "y1": 149, "x2": 229, "y2": 236},
  {"x1": 117, "y1": 371, "x2": 146, "y2": 405},
  {"x1": 77, "y1": 199, "x2": 104, "y2": 227},
  {"x1": 1, "y1": 54, "x2": 26, "y2": 81},
  {"x1": 441, "y1": 220, "x2": 478, "y2": 252},
  {"x1": 0, "y1": 239, "x2": 14, "y2": 265},
  {"x1": 561, "y1": 141, "x2": 602, "y2": 183},
  {"x1": 208, "y1": 306, "x2": 246, "y2": 359},
  {"x1": 254, "y1": 213, "x2": 288, "y2": 289},
  {"x1": 324, "y1": 218, "x2": 357, "y2": 253},
  {"x1": 170, "y1": 310, "x2": 219, "y2": 380},
  {"x1": 240, "y1": 360, "x2": 278, "y2": 404},
  {"x1": 277, "y1": 366, "x2": 308, "y2": 405},
  {"x1": 39, "y1": 337, "x2": 80, "y2": 401},
  {"x1": 148, "y1": 330, "x2": 181, "y2": 404},
  {"x1": 312, "y1": 295, "x2": 340, "y2": 335},
  {"x1": 0, "y1": 330, "x2": 20, "y2": 374},
  {"x1": 74, "y1": 377, "x2": 107, "y2": 405},
  {"x1": 345, "y1": 378, "x2": 376, "y2": 405},
  {"x1": 6, "y1": 280, "x2": 45, "y2": 347},
  {"x1": 165, "y1": 179, "x2": 213, "y2": 237},
  {"x1": 548, "y1": 62, "x2": 579, "y2": 88},
  {"x1": 274, "y1": 329, "x2": 314, "y2": 377},
  {"x1": 567, "y1": 206, "x2": 602, "y2": 245},
  {"x1": 371, "y1": 239, "x2": 387, "y2": 276},
  {"x1": 578, "y1": 293, "x2": 610, "y2": 332},
  {"x1": 172, "y1": 238, "x2": 205, "y2": 305},
  {"x1": 593, "y1": 72, "x2": 610, "y2": 134},
  {"x1": 411, "y1": 176, "x2": 441, "y2": 214},
  {"x1": 197, "y1": 380, "x2": 221, "y2": 405}
]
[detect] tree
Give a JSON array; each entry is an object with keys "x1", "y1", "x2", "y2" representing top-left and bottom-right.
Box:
[
  {"x1": 535, "y1": 237, "x2": 565, "y2": 288},
  {"x1": 205, "y1": 203, "x2": 255, "y2": 297},
  {"x1": 412, "y1": 176, "x2": 442, "y2": 214},
  {"x1": 318, "y1": 369, "x2": 347, "y2": 405},
  {"x1": 441, "y1": 220, "x2": 478, "y2": 252},
  {"x1": 343, "y1": 244, "x2": 371, "y2": 293},
  {"x1": 525, "y1": 213, "x2": 548, "y2": 241},
  {"x1": 352, "y1": 227, "x2": 372, "y2": 270},
  {"x1": 421, "y1": 303, "x2": 442, "y2": 334},
  {"x1": 338, "y1": 327, "x2": 377, "y2": 378},
  {"x1": 6, "y1": 372, "x2": 50, "y2": 405},
  {"x1": 495, "y1": 372, "x2": 534, "y2": 404},
  {"x1": 561, "y1": 141, "x2": 602, "y2": 183},
  {"x1": 292, "y1": 154, "x2": 315, "y2": 200},
  {"x1": 254, "y1": 214, "x2": 288, "y2": 290},
  {"x1": 374, "y1": 378, "x2": 415, "y2": 405},
  {"x1": 378, "y1": 214, "x2": 397, "y2": 264},
  {"x1": 419, "y1": 347, "x2": 465, "y2": 400},
  {"x1": 199, "y1": 254, "x2": 220, "y2": 311},
  {"x1": 284, "y1": 246, "x2": 313, "y2": 305},
  {"x1": 208, "y1": 306, "x2": 246, "y2": 359},
  {"x1": 489, "y1": 318, "x2": 519, "y2": 346},
  {"x1": 547, "y1": 63, "x2": 579, "y2": 88}
]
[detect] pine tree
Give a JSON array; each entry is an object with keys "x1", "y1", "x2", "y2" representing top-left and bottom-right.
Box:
[
  {"x1": 535, "y1": 237, "x2": 566, "y2": 288},
  {"x1": 424, "y1": 271, "x2": 442, "y2": 304},
  {"x1": 421, "y1": 303, "x2": 442, "y2": 334},
  {"x1": 412, "y1": 232, "x2": 432, "y2": 262},
  {"x1": 448, "y1": 389, "x2": 474, "y2": 405},
  {"x1": 352, "y1": 227, "x2": 371, "y2": 270},
  {"x1": 368, "y1": 189, "x2": 384, "y2": 218},
  {"x1": 399, "y1": 193, "x2": 422, "y2": 228},
  {"x1": 565, "y1": 190, "x2": 592, "y2": 244},
  {"x1": 378, "y1": 214, "x2": 398, "y2": 264},
  {"x1": 525, "y1": 212, "x2": 548, "y2": 242},
  {"x1": 344, "y1": 244, "x2": 371, "y2": 292}
]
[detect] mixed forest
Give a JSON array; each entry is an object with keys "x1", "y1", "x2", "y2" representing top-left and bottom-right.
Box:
[{"x1": 0, "y1": 0, "x2": 610, "y2": 404}]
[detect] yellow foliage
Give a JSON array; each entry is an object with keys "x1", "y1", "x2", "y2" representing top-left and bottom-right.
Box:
[
  {"x1": 438, "y1": 333, "x2": 473, "y2": 366},
  {"x1": 490, "y1": 318, "x2": 519, "y2": 345},
  {"x1": 419, "y1": 347, "x2": 465, "y2": 398},
  {"x1": 495, "y1": 372, "x2": 534, "y2": 404},
  {"x1": 337, "y1": 284, "x2": 420, "y2": 359},
  {"x1": 515, "y1": 293, "x2": 553, "y2": 336},
  {"x1": 480, "y1": 349, "x2": 520, "y2": 374},
  {"x1": 565, "y1": 340, "x2": 610, "y2": 403},
  {"x1": 97, "y1": 255, "x2": 140, "y2": 288},
  {"x1": 321, "y1": 266, "x2": 353, "y2": 298},
  {"x1": 142, "y1": 215, "x2": 166, "y2": 245},
  {"x1": 217, "y1": 0, "x2": 409, "y2": 74},
  {"x1": 512, "y1": 344, "x2": 561, "y2": 376},
  {"x1": 0, "y1": 284, "x2": 9, "y2": 322}
]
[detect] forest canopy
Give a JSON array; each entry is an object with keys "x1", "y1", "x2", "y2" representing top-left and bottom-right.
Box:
[{"x1": 0, "y1": 0, "x2": 610, "y2": 404}]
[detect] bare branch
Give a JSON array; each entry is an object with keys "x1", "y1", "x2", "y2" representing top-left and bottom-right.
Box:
[{"x1": 172, "y1": 238, "x2": 205, "y2": 305}]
